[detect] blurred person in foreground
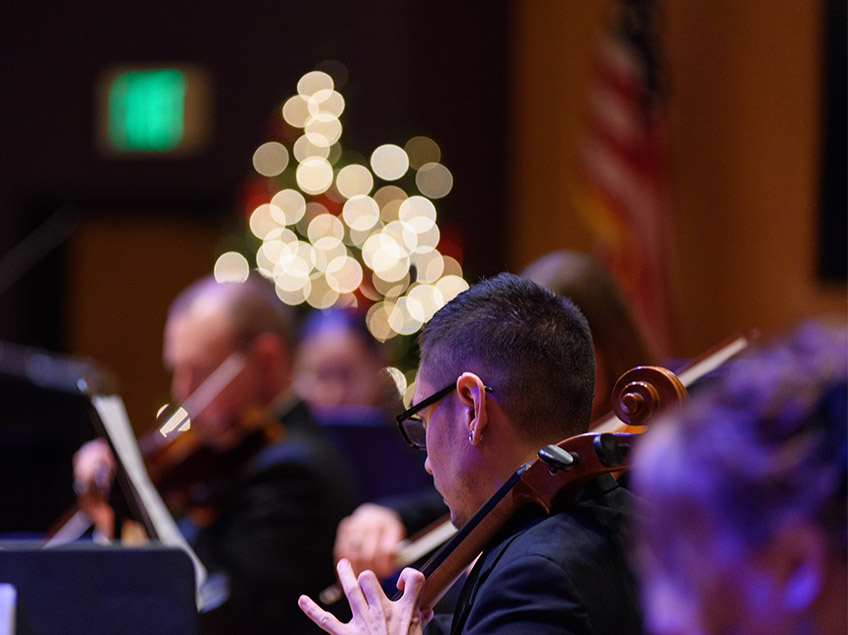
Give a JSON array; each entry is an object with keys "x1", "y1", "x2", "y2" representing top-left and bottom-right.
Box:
[
  {"x1": 334, "y1": 250, "x2": 660, "y2": 582},
  {"x1": 299, "y1": 273, "x2": 644, "y2": 634},
  {"x1": 74, "y1": 273, "x2": 359, "y2": 635},
  {"x1": 632, "y1": 320, "x2": 847, "y2": 635}
]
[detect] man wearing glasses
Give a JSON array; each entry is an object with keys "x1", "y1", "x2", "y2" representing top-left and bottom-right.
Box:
[{"x1": 299, "y1": 273, "x2": 643, "y2": 634}]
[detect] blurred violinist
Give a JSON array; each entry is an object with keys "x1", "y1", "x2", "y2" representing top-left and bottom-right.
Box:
[
  {"x1": 632, "y1": 320, "x2": 847, "y2": 635},
  {"x1": 74, "y1": 272, "x2": 360, "y2": 635}
]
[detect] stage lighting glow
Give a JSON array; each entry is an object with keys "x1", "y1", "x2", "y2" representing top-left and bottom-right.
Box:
[{"x1": 370, "y1": 144, "x2": 409, "y2": 181}]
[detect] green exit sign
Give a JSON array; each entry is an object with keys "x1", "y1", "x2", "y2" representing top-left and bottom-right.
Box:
[
  {"x1": 109, "y1": 69, "x2": 186, "y2": 151},
  {"x1": 97, "y1": 65, "x2": 211, "y2": 156}
]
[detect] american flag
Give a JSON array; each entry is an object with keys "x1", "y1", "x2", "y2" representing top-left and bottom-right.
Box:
[{"x1": 574, "y1": 0, "x2": 676, "y2": 355}]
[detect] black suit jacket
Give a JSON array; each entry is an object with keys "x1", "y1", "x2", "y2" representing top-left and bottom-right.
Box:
[
  {"x1": 426, "y1": 474, "x2": 643, "y2": 635},
  {"x1": 192, "y1": 400, "x2": 360, "y2": 635}
]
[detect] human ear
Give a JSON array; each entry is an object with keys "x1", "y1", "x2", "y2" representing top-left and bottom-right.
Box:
[{"x1": 456, "y1": 372, "x2": 488, "y2": 445}]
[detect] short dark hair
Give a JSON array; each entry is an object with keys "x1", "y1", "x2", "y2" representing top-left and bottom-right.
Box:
[{"x1": 417, "y1": 272, "x2": 595, "y2": 443}]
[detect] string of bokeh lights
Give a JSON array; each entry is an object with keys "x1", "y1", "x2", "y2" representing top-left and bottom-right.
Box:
[{"x1": 212, "y1": 68, "x2": 469, "y2": 346}]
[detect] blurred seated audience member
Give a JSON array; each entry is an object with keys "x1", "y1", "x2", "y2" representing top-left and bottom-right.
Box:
[
  {"x1": 74, "y1": 273, "x2": 359, "y2": 635},
  {"x1": 335, "y1": 249, "x2": 661, "y2": 579},
  {"x1": 632, "y1": 320, "x2": 847, "y2": 635},
  {"x1": 293, "y1": 307, "x2": 400, "y2": 416},
  {"x1": 520, "y1": 249, "x2": 660, "y2": 420}
]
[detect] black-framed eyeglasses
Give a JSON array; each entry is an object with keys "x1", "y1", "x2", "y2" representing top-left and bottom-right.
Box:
[{"x1": 395, "y1": 381, "x2": 493, "y2": 450}]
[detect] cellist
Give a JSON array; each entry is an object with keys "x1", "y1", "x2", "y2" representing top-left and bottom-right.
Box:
[{"x1": 299, "y1": 273, "x2": 644, "y2": 634}]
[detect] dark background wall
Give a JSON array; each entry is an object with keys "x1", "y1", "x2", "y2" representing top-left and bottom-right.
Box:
[{"x1": 0, "y1": 0, "x2": 509, "y2": 348}]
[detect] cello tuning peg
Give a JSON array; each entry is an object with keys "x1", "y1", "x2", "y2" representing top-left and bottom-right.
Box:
[{"x1": 538, "y1": 444, "x2": 576, "y2": 473}]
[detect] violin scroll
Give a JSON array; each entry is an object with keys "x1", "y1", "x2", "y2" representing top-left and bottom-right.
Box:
[{"x1": 611, "y1": 366, "x2": 688, "y2": 427}]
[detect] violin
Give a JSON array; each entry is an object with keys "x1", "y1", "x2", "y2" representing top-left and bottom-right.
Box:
[
  {"x1": 136, "y1": 404, "x2": 285, "y2": 529},
  {"x1": 49, "y1": 402, "x2": 284, "y2": 544}
]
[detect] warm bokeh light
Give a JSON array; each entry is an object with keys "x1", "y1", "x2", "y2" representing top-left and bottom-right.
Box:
[
  {"x1": 282, "y1": 95, "x2": 311, "y2": 128},
  {"x1": 249, "y1": 203, "x2": 282, "y2": 239},
  {"x1": 366, "y1": 301, "x2": 394, "y2": 342},
  {"x1": 270, "y1": 189, "x2": 307, "y2": 226},
  {"x1": 406, "y1": 283, "x2": 444, "y2": 322},
  {"x1": 307, "y1": 213, "x2": 345, "y2": 243},
  {"x1": 213, "y1": 251, "x2": 251, "y2": 283},
  {"x1": 297, "y1": 70, "x2": 334, "y2": 98},
  {"x1": 435, "y1": 275, "x2": 470, "y2": 303},
  {"x1": 293, "y1": 134, "x2": 331, "y2": 162},
  {"x1": 252, "y1": 141, "x2": 289, "y2": 177},
  {"x1": 373, "y1": 270, "x2": 410, "y2": 298},
  {"x1": 313, "y1": 237, "x2": 347, "y2": 272},
  {"x1": 411, "y1": 248, "x2": 445, "y2": 282},
  {"x1": 404, "y1": 135, "x2": 441, "y2": 169},
  {"x1": 325, "y1": 255, "x2": 363, "y2": 294},
  {"x1": 224, "y1": 67, "x2": 467, "y2": 343},
  {"x1": 415, "y1": 162, "x2": 453, "y2": 199},
  {"x1": 308, "y1": 89, "x2": 345, "y2": 118},
  {"x1": 370, "y1": 144, "x2": 409, "y2": 181},
  {"x1": 296, "y1": 157, "x2": 334, "y2": 194},
  {"x1": 336, "y1": 164, "x2": 374, "y2": 198},
  {"x1": 305, "y1": 113, "x2": 342, "y2": 147},
  {"x1": 387, "y1": 297, "x2": 423, "y2": 336},
  {"x1": 342, "y1": 195, "x2": 380, "y2": 232},
  {"x1": 399, "y1": 196, "x2": 437, "y2": 234}
]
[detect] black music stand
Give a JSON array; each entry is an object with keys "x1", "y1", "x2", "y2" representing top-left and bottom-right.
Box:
[
  {"x1": 0, "y1": 542, "x2": 197, "y2": 635},
  {"x1": 0, "y1": 341, "x2": 107, "y2": 537}
]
